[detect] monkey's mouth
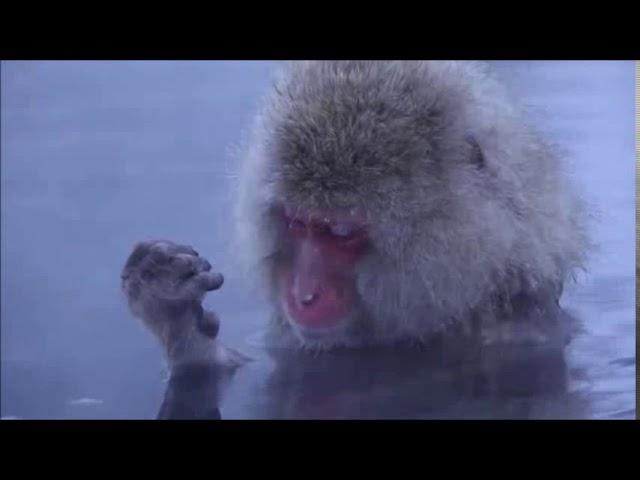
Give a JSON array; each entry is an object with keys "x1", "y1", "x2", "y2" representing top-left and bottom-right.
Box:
[{"x1": 279, "y1": 267, "x2": 354, "y2": 332}]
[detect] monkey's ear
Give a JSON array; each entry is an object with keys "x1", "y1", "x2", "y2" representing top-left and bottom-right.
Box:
[{"x1": 466, "y1": 135, "x2": 485, "y2": 169}]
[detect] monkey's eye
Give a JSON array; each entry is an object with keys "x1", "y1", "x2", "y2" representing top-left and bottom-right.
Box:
[
  {"x1": 328, "y1": 222, "x2": 368, "y2": 247},
  {"x1": 329, "y1": 222, "x2": 355, "y2": 238}
]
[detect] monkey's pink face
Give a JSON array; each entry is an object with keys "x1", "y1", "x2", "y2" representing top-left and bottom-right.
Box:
[{"x1": 277, "y1": 204, "x2": 370, "y2": 340}]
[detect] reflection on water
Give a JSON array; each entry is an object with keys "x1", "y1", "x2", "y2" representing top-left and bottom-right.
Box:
[
  {"x1": 1, "y1": 61, "x2": 635, "y2": 419},
  {"x1": 167, "y1": 326, "x2": 585, "y2": 420}
]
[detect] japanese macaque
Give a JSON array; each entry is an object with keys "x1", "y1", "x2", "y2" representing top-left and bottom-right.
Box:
[{"x1": 121, "y1": 61, "x2": 588, "y2": 398}]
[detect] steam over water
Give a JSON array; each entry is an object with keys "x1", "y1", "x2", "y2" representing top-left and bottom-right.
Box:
[{"x1": 1, "y1": 61, "x2": 635, "y2": 419}]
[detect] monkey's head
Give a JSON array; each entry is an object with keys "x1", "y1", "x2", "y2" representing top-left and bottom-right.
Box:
[{"x1": 236, "y1": 61, "x2": 582, "y2": 350}]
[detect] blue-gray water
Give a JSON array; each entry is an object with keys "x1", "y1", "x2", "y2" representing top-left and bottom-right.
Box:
[{"x1": 1, "y1": 61, "x2": 635, "y2": 419}]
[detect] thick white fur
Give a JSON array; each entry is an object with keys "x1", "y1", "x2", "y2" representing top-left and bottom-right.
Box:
[{"x1": 233, "y1": 61, "x2": 589, "y2": 349}]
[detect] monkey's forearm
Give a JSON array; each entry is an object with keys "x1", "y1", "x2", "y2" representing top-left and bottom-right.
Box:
[
  {"x1": 158, "y1": 363, "x2": 225, "y2": 420},
  {"x1": 156, "y1": 320, "x2": 252, "y2": 419},
  {"x1": 163, "y1": 322, "x2": 220, "y2": 369},
  {"x1": 140, "y1": 305, "x2": 247, "y2": 420},
  {"x1": 137, "y1": 304, "x2": 223, "y2": 369}
]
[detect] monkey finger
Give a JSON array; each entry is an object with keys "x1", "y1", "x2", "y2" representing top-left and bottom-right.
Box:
[
  {"x1": 197, "y1": 309, "x2": 220, "y2": 339},
  {"x1": 171, "y1": 253, "x2": 201, "y2": 278},
  {"x1": 122, "y1": 241, "x2": 158, "y2": 276},
  {"x1": 149, "y1": 240, "x2": 177, "y2": 254},
  {"x1": 172, "y1": 244, "x2": 200, "y2": 257},
  {"x1": 194, "y1": 257, "x2": 212, "y2": 272},
  {"x1": 166, "y1": 254, "x2": 211, "y2": 281},
  {"x1": 194, "y1": 271, "x2": 224, "y2": 291},
  {"x1": 148, "y1": 242, "x2": 174, "y2": 264}
]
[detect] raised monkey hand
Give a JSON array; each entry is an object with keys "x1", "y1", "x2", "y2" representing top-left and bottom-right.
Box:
[{"x1": 121, "y1": 240, "x2": 244, "y2": 369}]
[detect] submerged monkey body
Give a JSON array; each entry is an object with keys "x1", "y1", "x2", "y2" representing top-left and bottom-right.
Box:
[{"x1": 123, "y1": 61, "x2": 588, "y2": 367}]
